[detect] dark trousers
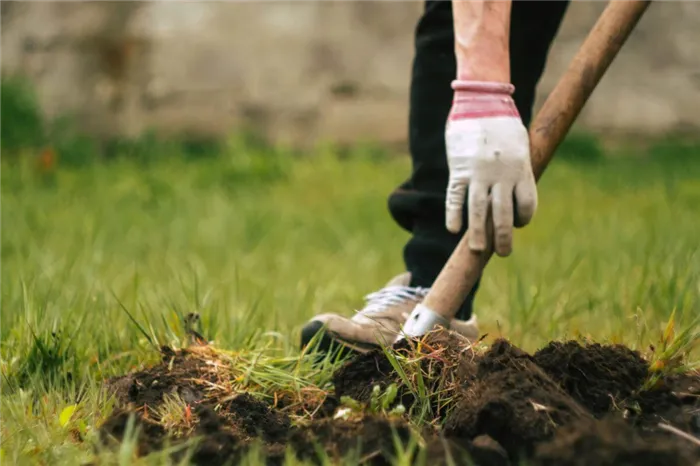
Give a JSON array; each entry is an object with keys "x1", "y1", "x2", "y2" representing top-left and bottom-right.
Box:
[{"x1": 388, "y1": 0, "x2": 570, "y2": 320}]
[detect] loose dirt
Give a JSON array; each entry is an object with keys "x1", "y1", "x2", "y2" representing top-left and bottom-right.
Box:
[
  {"x1": 533, "y1": 340, "x2": 649, "y2": 416},
  {"x1": 99, "y1": 331, "x2": 700, "y2": 465}
]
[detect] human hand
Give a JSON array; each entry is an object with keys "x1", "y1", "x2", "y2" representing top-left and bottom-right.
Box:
[{"x1": 444, "y1": 80, "x2": 537, "y2": 257}]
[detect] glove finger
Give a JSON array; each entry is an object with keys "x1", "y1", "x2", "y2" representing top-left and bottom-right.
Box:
[
  {"x1": 514, "y1": 176, "x2": 538, "y2": 227},
  {"x1": 445, "y1": 177, "x2": 468, "y2": 234},
  {"x1": 492, "y1": 183, "x2": 514, "y2": 257},
  {"x1": 467, "y1": 181, "x2": 489, "y2": 252}
]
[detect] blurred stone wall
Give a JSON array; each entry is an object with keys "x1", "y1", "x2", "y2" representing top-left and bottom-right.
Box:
[{"x1": 2, "y1": 1, "x2": 699, "y2": 147}]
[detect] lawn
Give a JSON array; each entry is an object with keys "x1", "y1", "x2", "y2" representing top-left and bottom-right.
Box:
[{"x1": 2, "y1": 134, "x2": 699, "y2": 464}]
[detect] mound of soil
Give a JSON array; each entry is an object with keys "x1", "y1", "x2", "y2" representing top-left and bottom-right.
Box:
[
  {"x1": 533, "y1": 340, "x2": 648, "y2": 416},
  {"x1": 105, "y1": 345, "x2": 225, "y2": 407},
  {"x1": 98, "y1": 331, "x2": 700, "y2": 466},
  {"x1": 443, "y1": 340, "x2": 592, "y2": 461}
]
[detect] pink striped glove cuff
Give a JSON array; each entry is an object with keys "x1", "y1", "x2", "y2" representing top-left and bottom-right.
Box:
[{"x1": 449, "y1": 80, "x2": 520, "y2": 120}]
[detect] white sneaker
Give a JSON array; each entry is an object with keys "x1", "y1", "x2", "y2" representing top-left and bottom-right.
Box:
[{"x1": 300, "y1": 272, "x2": 479, "y2": 353}]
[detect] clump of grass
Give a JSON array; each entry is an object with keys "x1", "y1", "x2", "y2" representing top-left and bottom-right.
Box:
[
  {"x1": 153, "y1": 393, "x2": 197, "y2": 438},
  {"x1": 378, "y1": 330, "x2": 485, "y2": 426},
  {"x1": 644, "y1": 310, "x2": 700, "y2": 389},
  {"x1": 3, "y1": 326, "x2": 81, "y2": 394}
]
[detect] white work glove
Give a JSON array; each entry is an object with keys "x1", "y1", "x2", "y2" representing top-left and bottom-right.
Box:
[{"x1": 445, "y1": 80, "x2": 537, "y2": 257}]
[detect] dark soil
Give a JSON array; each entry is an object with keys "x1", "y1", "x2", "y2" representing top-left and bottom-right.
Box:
[
  {"x1": 533, "y1": 417, "x2": 698, "y2": 466},
  {"x1": 104, "y1": 345, "x2": 218, "y2": 407},
  {"x1": 533, "y1": 340, "x2": 649, "y2": 416},
  {"x1": 443, "y1": 340, "x2": 593, "y2": 461},
  {"x1": 99, "y1": 332, "x2": 700, "y2": 465}
]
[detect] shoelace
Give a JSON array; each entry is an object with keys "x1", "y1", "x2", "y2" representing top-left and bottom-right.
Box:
[{"x1": 360, "y1": 285, "x2": 430, "y2": 315}]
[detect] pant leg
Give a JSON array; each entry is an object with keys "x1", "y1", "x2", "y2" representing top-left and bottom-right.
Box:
[{"x1": 388, "y1": 0, "x2": 570, "y2": 321}]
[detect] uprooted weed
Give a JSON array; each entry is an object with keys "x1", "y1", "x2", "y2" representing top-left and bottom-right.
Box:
[
  {"x1": 333, "y1": 330, "x2": 485, "y2": 425},
  {"x1": 98, "y1": 342, "x2": 430, "y2": 464},
  {"x1": 104, "y1": 343, "x2": 338, "y2": 421}
]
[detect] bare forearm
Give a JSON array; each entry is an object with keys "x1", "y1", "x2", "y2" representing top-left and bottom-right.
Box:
[{"x1": 452, "y1": 0, "x2": 512, "y2": 82}]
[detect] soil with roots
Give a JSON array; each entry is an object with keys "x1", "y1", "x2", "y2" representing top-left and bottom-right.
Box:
[{"x1": 98, "y1": 331, "x2": 700, "y2": 465}]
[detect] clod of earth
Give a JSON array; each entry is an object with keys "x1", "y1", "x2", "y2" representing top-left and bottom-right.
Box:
[
  {"x1": 99, "y1": 330, "x2": 700, "y2": 466},
  {"x1": 442, "y1": 339, "x2": 594, "y2": 461},
  {"x1": 533, "y1": 340, "x2": 649, "y2": 416}
]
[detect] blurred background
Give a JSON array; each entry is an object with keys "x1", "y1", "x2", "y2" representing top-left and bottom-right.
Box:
[{"x1": 2, "y1": 1, "x2": 699, "y2": 152}]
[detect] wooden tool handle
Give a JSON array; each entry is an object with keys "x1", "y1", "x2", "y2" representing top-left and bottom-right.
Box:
[{"x1": 422, "y1": 0, "x2": 651, "y2": 320}]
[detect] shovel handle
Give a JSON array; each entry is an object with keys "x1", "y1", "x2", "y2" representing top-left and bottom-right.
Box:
[{"x1": 422, "y1": 0, "x2": 652, "y2": 321}]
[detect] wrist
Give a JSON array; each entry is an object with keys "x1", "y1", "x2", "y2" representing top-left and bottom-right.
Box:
[{"x1": 455, "y1": 49, "x2": 510, "y2": 83}]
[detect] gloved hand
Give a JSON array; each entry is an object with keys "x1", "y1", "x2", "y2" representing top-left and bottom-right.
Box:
[{"x1": 444, "y1": 80, "x2": 537, "y2": 257}]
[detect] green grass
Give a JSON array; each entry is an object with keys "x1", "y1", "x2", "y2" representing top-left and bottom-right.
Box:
[{"x1": 2, "y1": 134, "x2": 700, "y2": 464}]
